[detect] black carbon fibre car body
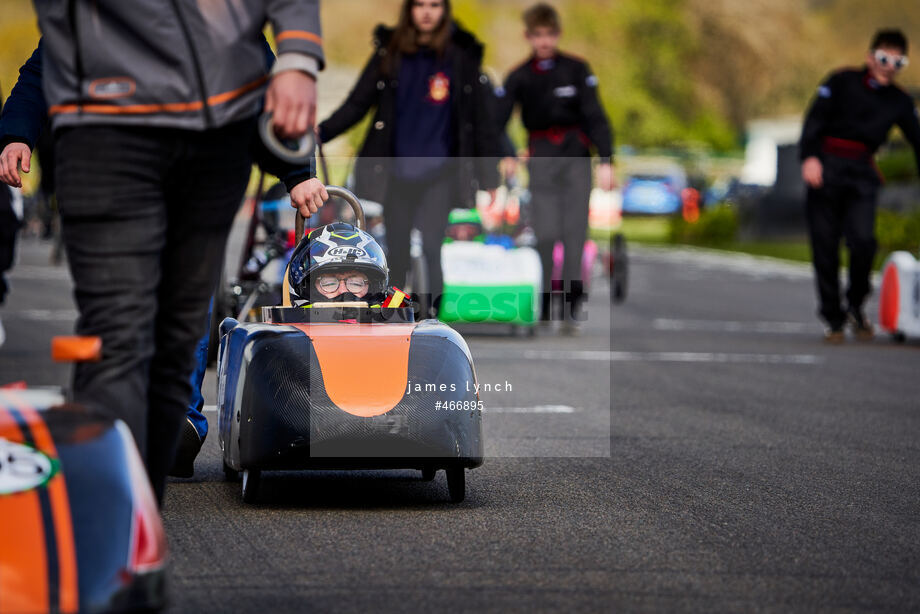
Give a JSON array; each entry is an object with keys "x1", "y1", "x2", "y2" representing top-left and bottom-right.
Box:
[{"x1": 216, "y1": 305, "x2": 484, "y2": 503}]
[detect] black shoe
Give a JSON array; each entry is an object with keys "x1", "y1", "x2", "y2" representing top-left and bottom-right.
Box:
[
  {"x1": 169, "y1": 417, "x2": 204, "y2": 478},
  {"x1": 847, "y1": 307, "x2": 874, "y2": 341}
]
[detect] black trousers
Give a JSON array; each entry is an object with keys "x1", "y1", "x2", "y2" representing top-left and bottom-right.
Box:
[
  {"x1": 805, "y1": 155, "x2": 879, "y2": 328},
  {"x1": 383, "y1": 166, "x2": 454, "y2": 318},
  {"x1": 55, "y1": 121, "x2": 252, "y2": 504},
  {"x1": 0, "y1": 186, "x2": 19, "y2": 303},
  {"x1": 528, "y1": 155, "x2": 592, "y2": 321}
]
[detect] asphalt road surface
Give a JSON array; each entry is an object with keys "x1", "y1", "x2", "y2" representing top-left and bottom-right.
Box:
[{"x1": 2, "y1": 232, "x2": 919, "y2": 613}]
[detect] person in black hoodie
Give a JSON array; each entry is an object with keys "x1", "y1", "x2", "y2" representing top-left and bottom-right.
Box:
[{"x1": 318, "y1": 0, "x2": 500, "y2": 318}]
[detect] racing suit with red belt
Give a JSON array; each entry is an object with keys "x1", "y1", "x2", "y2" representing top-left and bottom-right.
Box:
[
  {"x1": 799, "y1": 67, "x2": 920, "y2": 329},
  {"x1": 496, "y1": 52, "x2": 613, "y2": 321}
]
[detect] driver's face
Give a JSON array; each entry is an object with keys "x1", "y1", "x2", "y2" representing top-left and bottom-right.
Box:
[{"x1": 314, "y1": 271, "x2": 370, "y2": 299}]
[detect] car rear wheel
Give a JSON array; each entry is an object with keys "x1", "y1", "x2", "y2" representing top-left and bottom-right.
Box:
[
  {"x1": 446, "y1": 467, "x2": 465, "y2": 503},
  {"x1": 242, "y1": 469, "x2": 261, "y2": 503},
  {"x1": 223, "y1": 460, "x2": 240, "y2": 482}
]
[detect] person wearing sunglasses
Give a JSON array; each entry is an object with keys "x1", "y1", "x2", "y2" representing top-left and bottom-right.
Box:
[{"x1": 799, "y1": 28, "x2": 920, "y2": 343}]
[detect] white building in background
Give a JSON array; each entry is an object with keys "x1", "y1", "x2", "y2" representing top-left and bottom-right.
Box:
[{"x1": 741, "y1": 117, "x2": 803, "y2": 186}]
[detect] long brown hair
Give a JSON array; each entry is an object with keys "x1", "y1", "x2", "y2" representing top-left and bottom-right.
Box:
[{"x1": 385, "y1": 0, "x2": 453, "y2": 74}]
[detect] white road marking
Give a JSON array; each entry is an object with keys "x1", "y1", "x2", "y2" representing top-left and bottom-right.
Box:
[
  {"x1": 486, "y1": 405, "x2": 578, "y2": 413},
  {"x1": 9, "y1": 265, "x2": 71, "y2": 281},
  {"x1": 8, "y1": 309, "x2": 78, "y2": 321},
  {"x1": 620, "y1": 351, "x2": 822, "y2": 364},
  {"x1": 653, "y1": 318, "x2": 815, "y2": 334},
  {"x1": 201, "y1": 404, "x2": 579, "y2": 414},
  {"x1": 473, "y1": 349, "x2": 823, "y2": 364}
]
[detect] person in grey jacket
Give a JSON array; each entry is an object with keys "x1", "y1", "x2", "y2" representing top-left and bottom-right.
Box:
[{"x1": 30, "y1": 0, "x2": 327, "y2": 504}]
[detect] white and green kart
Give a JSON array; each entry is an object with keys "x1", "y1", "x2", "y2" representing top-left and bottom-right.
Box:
[{"x1": 438, "y1": 209, "x2": 542, "y2": 334}]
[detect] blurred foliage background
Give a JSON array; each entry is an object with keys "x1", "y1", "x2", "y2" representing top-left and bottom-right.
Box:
[
  {"x1": 328, "y1": 0, "x2": 920, "y2": 152},
  {"x1": 0, "y1": 1, "x2": 40, "y2": 102},
  {"x1": 2, "y1": 0, "x2": 919, "y2": 152}
]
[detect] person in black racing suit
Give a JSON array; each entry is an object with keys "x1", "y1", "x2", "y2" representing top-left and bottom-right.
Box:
[
  {"x1": 800, "y1": 29, "x2": 920, "y2": 343},
  {"x1": 495, "y1": 3, "x2": 615, "y2": 334}
]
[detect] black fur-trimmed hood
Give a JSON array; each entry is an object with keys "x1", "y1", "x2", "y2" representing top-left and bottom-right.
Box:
[{"x1": 372, "y1": 21, "x2": 484, "y2": 60}]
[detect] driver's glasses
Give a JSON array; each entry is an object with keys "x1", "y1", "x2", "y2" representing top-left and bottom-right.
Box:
[
  {"x1": 316, "y1": 274, "x2": 369, "y2": 293},
  {"x1": 874, "y1": 49, "x2": 909, "y2": 70}
]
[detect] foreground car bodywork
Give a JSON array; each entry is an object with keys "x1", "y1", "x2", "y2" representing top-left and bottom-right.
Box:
[{"x1": 0, "y1": 389, "x2": 167, "y2": 614}]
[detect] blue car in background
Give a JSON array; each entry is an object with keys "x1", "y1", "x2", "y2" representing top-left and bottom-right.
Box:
[{"x1": 622, "y1": 165, "x2": 688, "y2": 215}]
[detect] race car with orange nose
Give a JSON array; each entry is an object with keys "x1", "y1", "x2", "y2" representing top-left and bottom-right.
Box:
[{"x1": 217, "y1": 188, "x2": 484, "y2": 504}]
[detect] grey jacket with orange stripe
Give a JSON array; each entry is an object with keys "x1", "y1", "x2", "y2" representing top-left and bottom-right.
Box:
[{"x1": 34, "y1": 0, "x2": 324, "y2": 131}]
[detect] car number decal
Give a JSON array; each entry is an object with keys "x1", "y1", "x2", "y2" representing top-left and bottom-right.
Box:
[{"x1": 0, "y1": 437, "x2": 60, "y2": 495}]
